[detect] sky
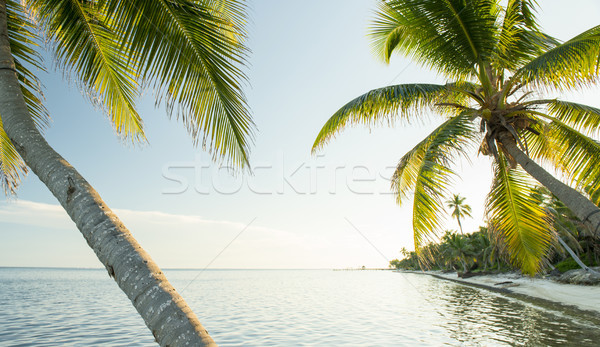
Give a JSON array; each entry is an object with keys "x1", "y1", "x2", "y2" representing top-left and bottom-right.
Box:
[{"x1": 1, "y1": 0, "x2": 600, "y2": 269}]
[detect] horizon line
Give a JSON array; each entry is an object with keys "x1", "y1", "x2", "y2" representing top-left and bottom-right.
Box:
[{"x1": 0, "y1": 266, "x2": 342, "y2": 271}]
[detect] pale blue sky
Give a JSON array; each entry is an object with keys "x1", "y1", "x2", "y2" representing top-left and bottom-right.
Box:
[{"x1": 1, "y1": 0, "x2": 600, "y2": 268}]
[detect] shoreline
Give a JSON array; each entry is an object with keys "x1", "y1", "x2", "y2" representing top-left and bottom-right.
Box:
[{"x1": 401, "y1": 270, "x2": 600, "y2": 322}]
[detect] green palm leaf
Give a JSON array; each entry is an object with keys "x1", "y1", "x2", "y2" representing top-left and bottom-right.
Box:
[
  {"x1": 27, "y1": 0, "x2": 254, "y2": 167},
  {"x1": 7, "y1": 0, "x2": 47, "y2": 129},
  {"x1": 547, "y1": 100, "x2": 600, "y2": 137},
  {"x1": 486, "y1": 152, "x2": 553, "y2": 274},
  {"x1": 517, "y1": 25, "x2": 600, "y2": 90},
  {"x1": 312, "y1": 83, "x2": 458, "y2": 152},
  {"x1": 29, "y1": 0, "x2": 144, "y2": 142},
  {"x1": 370, "y1": 0, "x2": 499, "y2": 79},
  {"x1": 391, "y1": 113, "x2": 477, "y2": 250},
  {"x1": 0, "y1": 117, "x2": 27, "y2": 195},
  {"x1": 494, "y1": 0, "x2": 558, "y2": 70},
  {"x1": 525, "y1": 113, "x2": 600, "y2": 194},
  {"x1": 104, "y1": 0, "x2": 254, "y2": 167}
]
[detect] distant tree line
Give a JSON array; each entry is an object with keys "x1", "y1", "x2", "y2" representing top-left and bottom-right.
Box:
[{"x1": 390, "y1": 188, "x2": 600, "y2": 275}]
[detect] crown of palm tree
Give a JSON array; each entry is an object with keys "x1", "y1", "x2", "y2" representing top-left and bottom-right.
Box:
[
  {"x1": 313, "y1": 0, "x2": 600, "y2": 274},
  {"x1": 446, "y1": 194, "x2": 472, "y2": 219},
  {"x1": 0, "y1": 0, "x2": 254, "y2": 194}
]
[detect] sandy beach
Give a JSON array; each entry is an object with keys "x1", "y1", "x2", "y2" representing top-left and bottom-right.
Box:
[{"x1": 407, "y1": 270, "x2": 600, "y2": 317}]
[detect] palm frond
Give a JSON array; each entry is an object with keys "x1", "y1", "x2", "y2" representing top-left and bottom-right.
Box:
[
  {"x1": 547, "y1": 100, "x2": 600, "y2": 137},
  {"x1": 494, "y1": 0, "x2": 558, "y2": 70},
  {"x1": 104, "y1": 0, "x2": 254, "y2": 167},
  {"x1": 0, "y1": 117, "x2": 27, "y2": 195},
  {"x1": 517, "y1": 25, "x2": 600, "y2": 90},
  {"x1": 7, "y1": 0, "x2": 48, "y2": 130},
  {"x1": 27, "y1": 0, "x2": 254, "y2": 167},
  {"x1": 28, "y1": 0, "x2": 144, "y2": 142},
  {"x1": 312, "y1": 83, "x2": 462, "y2": 152},
  {"x1": 370, "y1": 0, "x2": 500, "y2": 79},
  {"x1": 391, "y1": 113, "x2": 478, "y2": 250},
  {"x1": 486, "y1": 152, "x2": 553, "y2": 274},
  {"x1": 370, "y1": 1, "x2": 410, "y2": 64},
  {"x1": 527, "y1": 116, "x2": 600, "y2": 198}
]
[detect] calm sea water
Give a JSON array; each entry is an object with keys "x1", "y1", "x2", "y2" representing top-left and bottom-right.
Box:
[{"x1": 0, "y1": 268, "x2": 598, "y2": 346}]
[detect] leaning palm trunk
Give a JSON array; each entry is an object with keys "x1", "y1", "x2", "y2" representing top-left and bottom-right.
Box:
[
  {"x1": 554, "y1": 229, "x2": 598, "y2": 274},
  {"x1": 459, "y1": 257, "x2": 468, "y2": 273},
  {"x1": 0, "y1": 4, "x2": 215, "y2": 346},
  {"x1": 499, "y1": 133, "x2": 600, "y2": 240}
]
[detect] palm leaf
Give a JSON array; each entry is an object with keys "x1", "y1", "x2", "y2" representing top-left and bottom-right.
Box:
[
  {"x1": 547, "y1": 100, "x2": 600, "y2": 137},
  {"x1": 7, "y1": 0, "x2": 48, "y2": 130},
  {"x1": 312, "y1": 83, "x2": 461, "y2": 152},
  {"x1": 525, "y1": 113, "x2": 600, "y2": 194},
  {"x1": 494, "y1": 0, "x2": 558, "y2": 70},
  {"x1": 486, "y1": 152, "x2": 553, "y2": 274},
  {"x1": 0, "y1": 117, "x2": 27, "y2": 195},
  {"x1": 517, "y1": 25, "x2": 600, "y2": 90},
  {"x1": 28, "y1": 0, "x2": 144, "y2": 142},
  {"x1": 391, "y1": 113, "x2": 477, "y2": 250},
  {"x1": 370, "y1": 0, "x2": 500, "y2": 79},
  {"x1": 27, "y1": 0, "x2": 254, "y2": 167},
  {"x1": 104, "y1": 0, "x2": 254, "y2": 167}
]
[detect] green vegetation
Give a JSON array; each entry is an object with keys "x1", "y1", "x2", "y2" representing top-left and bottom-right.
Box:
[
  {"x1": 389, "y1": 229, "x2": 513, "y2": 273},
  {"x1": 390, "y1": 225, "x2": 599, "y2": 274},
  {"x1": 313, "y1": 0, "x2": 600, "y2": 274},
  {"x1": 390, "y1": 190, "x2": 600, "y2": 274},
  {"x1": 555, "y1": 258, "x2": 587, "y2": 273}
]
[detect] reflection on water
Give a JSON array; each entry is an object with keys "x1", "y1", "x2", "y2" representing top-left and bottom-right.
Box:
[
  {"x1": 431, "y1": 281, "x2": 598, "y2": 346},
  {"x1": 0, "y1": 268, "x2": 598, "y2": 346}
]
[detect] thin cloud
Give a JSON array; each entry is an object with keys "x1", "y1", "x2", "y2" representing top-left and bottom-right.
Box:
[{"x1": 0, "y1": 200, "x2": 333, "y2": 268}]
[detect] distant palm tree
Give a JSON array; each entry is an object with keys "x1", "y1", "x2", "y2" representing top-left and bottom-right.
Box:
[
  {"x1": 0, "y1": 0, "x2": 253, "y2": 345},
  {"x1": 442, "y1": 231, "x2": 473, "y2": 273},
  {"x1": 446, "y1": 194, "x2": 472, "y2": 234},
  {"x1": 469, "y1": 230, "x2": 493, "y2": 271},
  {"x1": 312, "y1": 0, "x2": 600, "y2": 274}
]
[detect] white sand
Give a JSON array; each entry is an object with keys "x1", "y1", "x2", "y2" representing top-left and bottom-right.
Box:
[{"x1": 428, "y1": 271, "x2": 600, "y2": 314}]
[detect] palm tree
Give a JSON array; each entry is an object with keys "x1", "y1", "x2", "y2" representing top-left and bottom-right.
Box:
[
  {"x1": 442, "y1": 231, "x2": 473, "y2": 273},
  {"x1": 446, "y1": 194, "x2": 472, "y2": 234},
  {"x1": 0, "y1": 0, "x2": 254, "y2": 345},
  {"x1": 312, "y1": 0, "x2": 600, "y2": 274},
  {"x1": 469, "y1": 230, "x2": 492, "y2": 271}
]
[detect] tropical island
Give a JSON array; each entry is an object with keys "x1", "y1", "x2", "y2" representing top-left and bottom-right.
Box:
[
  {"x1": 387, "y1": 189, "x2": 600, "y2": 315},
  {"x1": 390, "y1": 189, "x2": 600, "y2": 282}
]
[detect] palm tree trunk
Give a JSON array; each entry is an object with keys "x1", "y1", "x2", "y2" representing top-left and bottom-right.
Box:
[
  {"x1": 457, "y1": 217, "x2": 464, "y2": 234},
  {"x1": 0, "y1": 3, "x2": 215, "y2": 346},
  {"x1": 460, "y1": 257, "x2": 468, "y2": 273},
  {"x1": 554, "y1": 229, "x2": 599, "y2": 274},
  {"x1": 482, "y1": 252, "x2": 488, "y2": 272},
  {"x1": 499, "y1": 132, "x2": 600, "y2": 242}
]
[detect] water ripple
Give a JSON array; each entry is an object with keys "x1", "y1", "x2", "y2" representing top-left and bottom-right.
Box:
[{"x1": 1, "y1": 269, "x2": 598, "y2": 346}]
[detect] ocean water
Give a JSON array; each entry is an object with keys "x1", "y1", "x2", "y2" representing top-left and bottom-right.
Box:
[{"x1": 0, "y1": 268, "x2": 598, "y2": 346}]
